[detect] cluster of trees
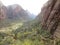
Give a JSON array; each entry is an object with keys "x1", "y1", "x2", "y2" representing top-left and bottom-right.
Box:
[
  {"x1": 0, "y1": 20, "x2": 49, "y2": 45},
  {"x1": 0, "y1": 20, "x2": 60, "y2": 45}
]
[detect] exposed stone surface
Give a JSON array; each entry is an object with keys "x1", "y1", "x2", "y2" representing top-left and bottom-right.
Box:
[
  {"x1": 40, "y1": 0, "x2": 60, "y2": 38},
  {"x1": 0, "y1": 2, "x2": 33, "y2": 21},
  {"x1": 0, "y1": 1, "x2": 7, "y2": 20},
  {"x1": 7, "y1": 4, "x2": 31, "y2": 21}
]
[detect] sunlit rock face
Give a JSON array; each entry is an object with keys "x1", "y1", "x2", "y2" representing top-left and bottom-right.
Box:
[
  {"x1": 38, "y1": 0, "x2": 60, "y2": 38},
  {"x1": 0, "y1": 1, "x2": 7, "y2": 20}
]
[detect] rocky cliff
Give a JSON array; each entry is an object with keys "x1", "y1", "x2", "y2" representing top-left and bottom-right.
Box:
[
  {"x1": 0, "y1": 1, "x2": 7, "y2": 20},
  {"x1": 0, "y1": 1, "x2": 33, "y2": 22},
  {"x1": 38, "y1": 0, "x2": 60, "y2": 38},
  {"x1": 7, "y1": 4, "x2": 32, "y2": 21}
]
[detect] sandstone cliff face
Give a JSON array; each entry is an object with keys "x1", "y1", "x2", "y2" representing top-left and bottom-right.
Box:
[
  {"x1": 40, "y1": 0, "x2": 60, "y2": 38},
  {"x1": 0, "y1": 1, "x2": 7, "y2": 20},
  {"x1": 0, "y1": 3, "x2": 33, "y2": 22},
  {"x1": 7, "y1": 4, "x2": 32, "y2": 21}
]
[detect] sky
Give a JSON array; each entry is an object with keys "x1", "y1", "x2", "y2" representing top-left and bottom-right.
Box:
[{"x1": 1, "y1": 0, "x2": 48, "y2": 15}]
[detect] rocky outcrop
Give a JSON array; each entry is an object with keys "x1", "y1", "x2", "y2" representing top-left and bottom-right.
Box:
[
  {"x1": 40, "y1": 0, "x2": 60, "y2": 38},
  {"x1": 0, "y1": 2, "x2": 33, "y2": 22},
  {"x1": 0, "y1": 1, "x2": 7, "y2": 20},
  {"x1": 7, "y1": 4, "x2": 32, "y2": 21}
]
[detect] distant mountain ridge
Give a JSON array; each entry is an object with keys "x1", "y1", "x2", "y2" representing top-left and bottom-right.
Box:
[
  {"x1": 7, "y1": 4, "x2": 32, "y2": 21},
  {"x1": 0, "y1": 2, "x2": 35, "y2": 22}
]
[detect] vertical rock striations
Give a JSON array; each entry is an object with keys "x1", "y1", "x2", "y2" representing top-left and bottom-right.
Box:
[
  {"x1": 0, "y1": 1, "x2": 7, "y2": 20},
  {"x1": 41, "y1": 0, "x2": 60, "y2": 38}
]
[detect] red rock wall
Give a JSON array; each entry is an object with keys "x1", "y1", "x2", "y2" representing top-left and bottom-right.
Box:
[{"x1": 41, "y1": 0, "x2": 60, "y2": 38}]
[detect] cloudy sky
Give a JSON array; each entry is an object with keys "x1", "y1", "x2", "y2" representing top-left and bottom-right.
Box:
[{"x1": 1, "y1": 0, "x2": 48, "y2": 15}]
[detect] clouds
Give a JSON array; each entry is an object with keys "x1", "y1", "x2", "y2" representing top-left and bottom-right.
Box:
[{"x1": 1, "y1": 0, "x2": 48, "y2": 15}]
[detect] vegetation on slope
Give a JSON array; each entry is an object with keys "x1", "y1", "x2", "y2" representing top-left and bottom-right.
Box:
[{"x1": 0, "y1": 19, "x2": 59, "y2": 45}]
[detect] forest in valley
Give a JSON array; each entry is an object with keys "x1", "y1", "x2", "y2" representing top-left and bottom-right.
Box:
[{"x1": 0, "y1": 0, "x2": 60, "y2": 45}]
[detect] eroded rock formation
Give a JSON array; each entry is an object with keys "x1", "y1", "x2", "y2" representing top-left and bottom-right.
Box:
[
  {"x1": 0, "y1": 1, "x2": 7, "y2": 20},
  {"x1": 7, "y1": 4, "x2": 31, "y2": 21},
  {"x1": 0, "y1": 2, "x2": 34, "y2": 21},
  {"x1": 41, "y1": 0, "x2": 60, "y2": 38}
]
